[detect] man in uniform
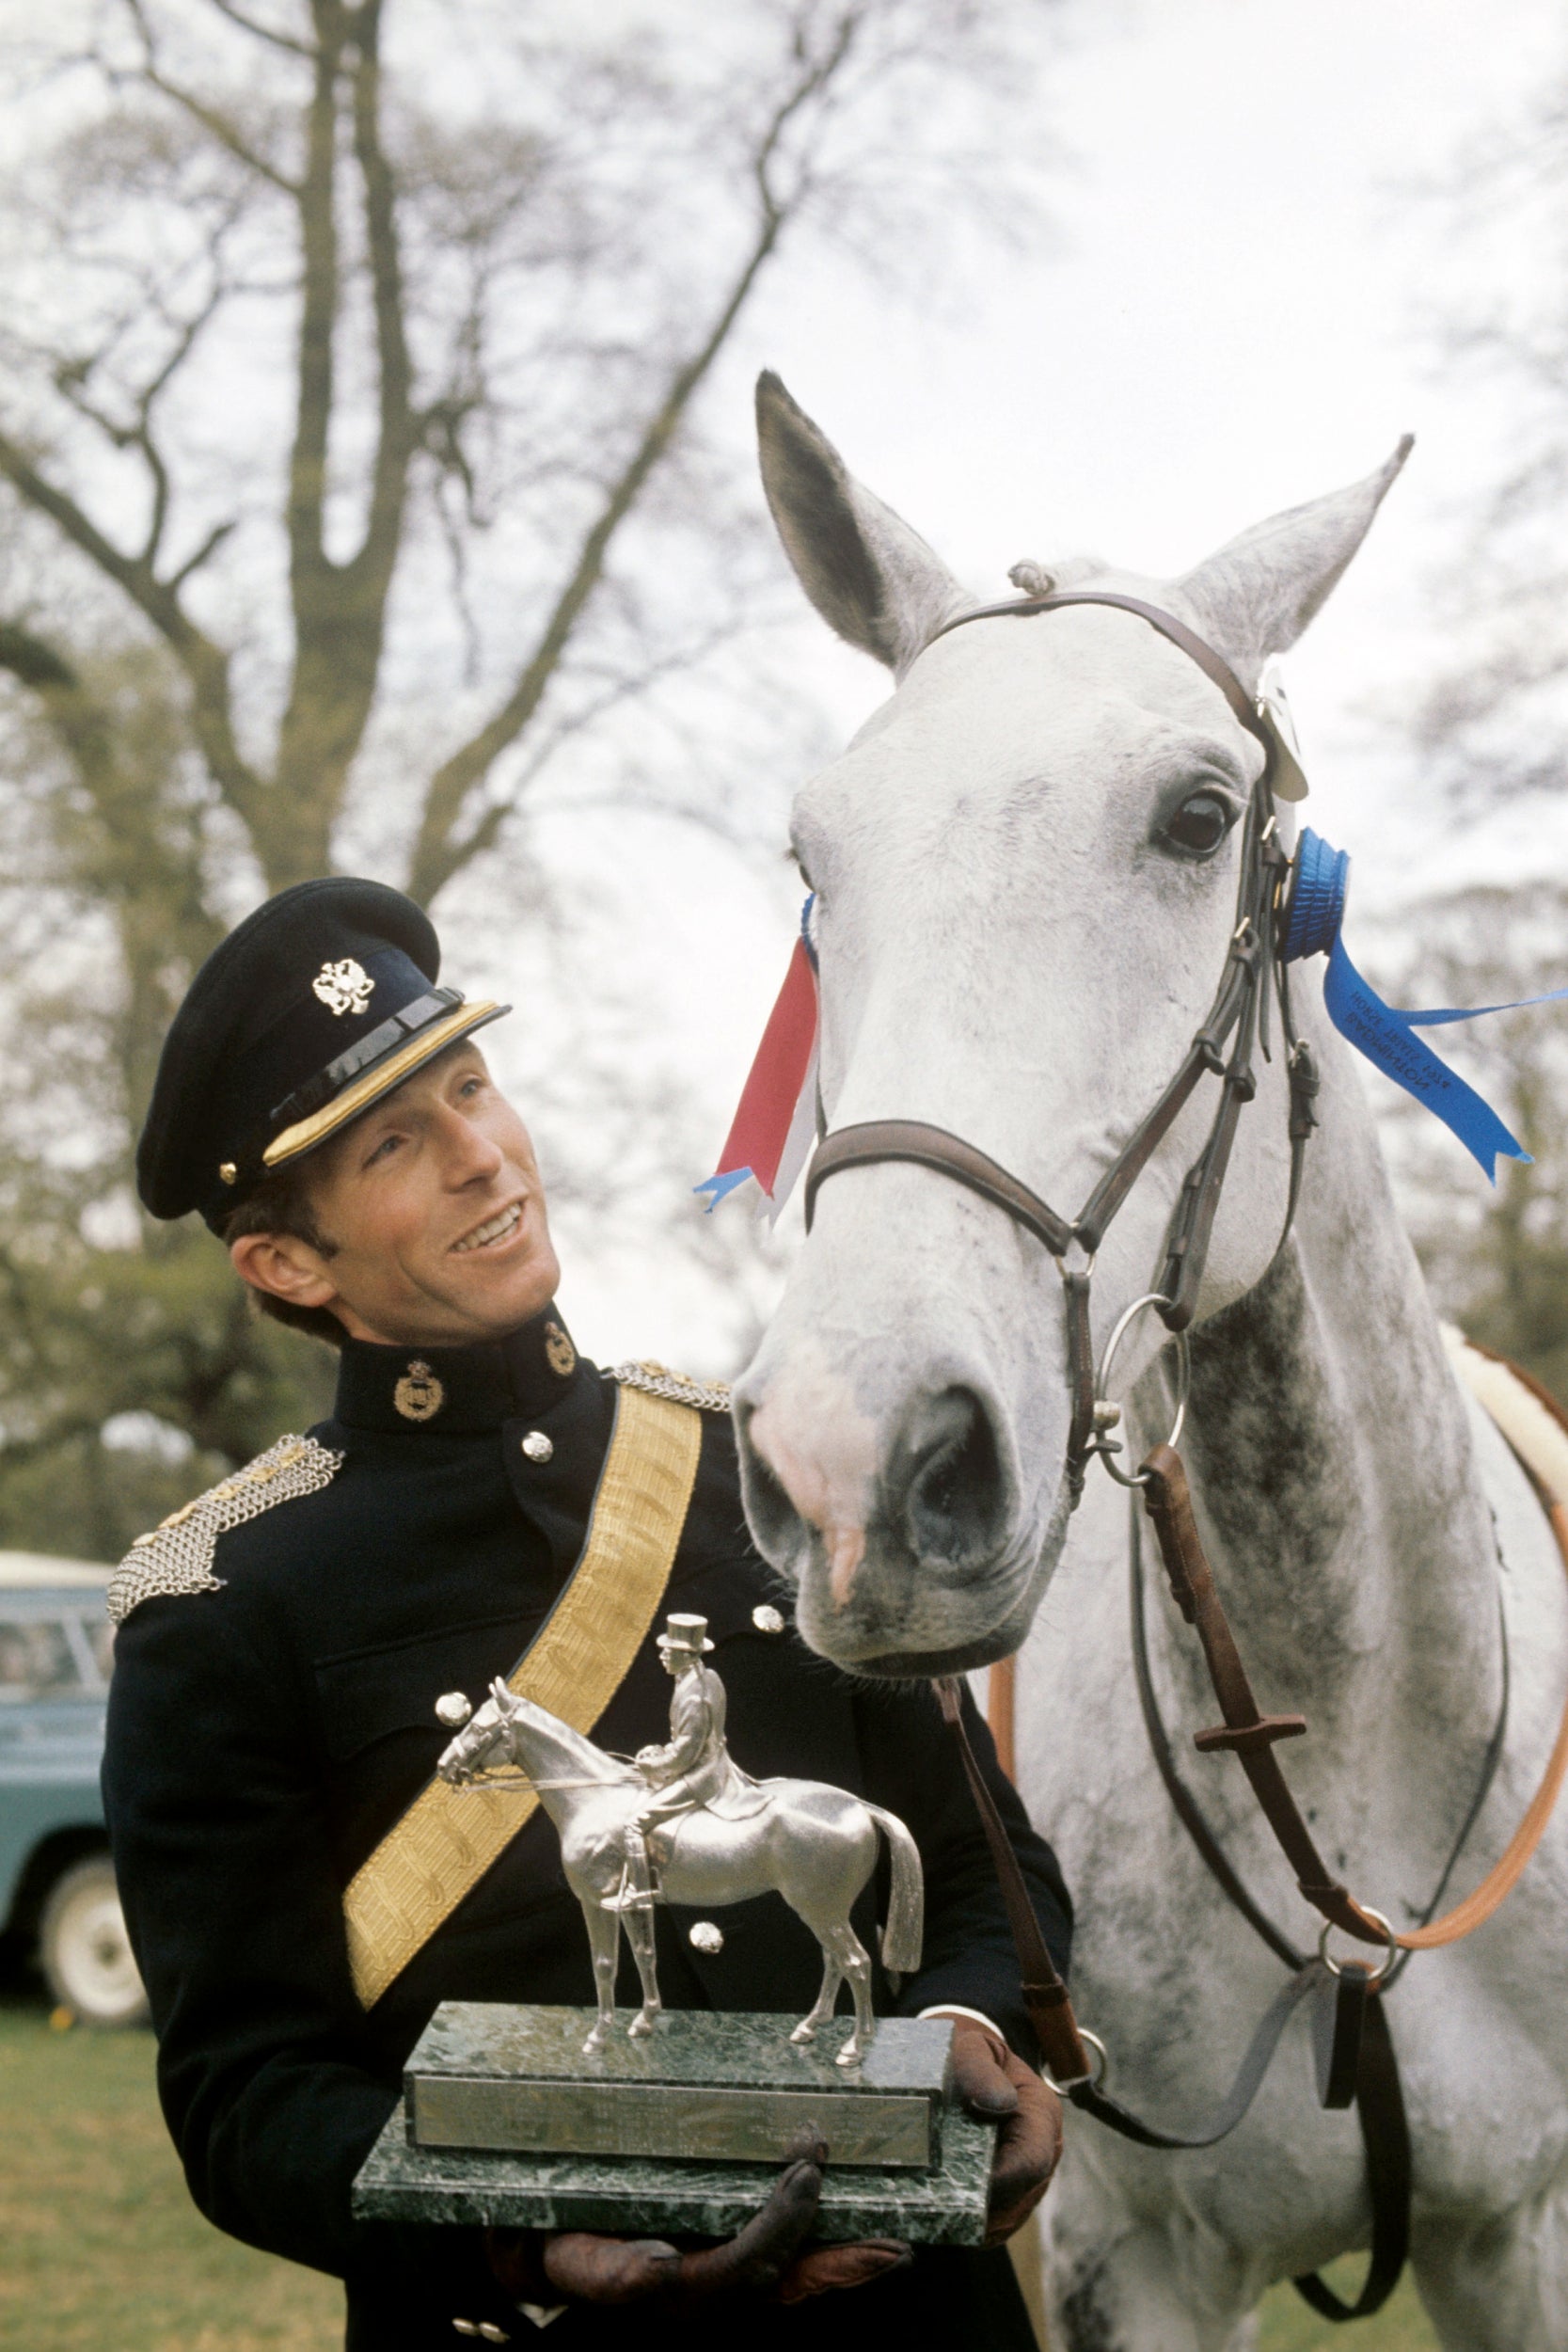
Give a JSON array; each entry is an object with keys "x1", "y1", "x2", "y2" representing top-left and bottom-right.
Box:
[{"x1": 103, "y1": 878, "x2": 1072, "y2": 2349}]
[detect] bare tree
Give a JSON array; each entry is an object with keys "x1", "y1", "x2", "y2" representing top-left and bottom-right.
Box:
[
  {"x1": 0, "y1": 0, "x2": 1042, "y2": 903},
  {"x1": 1372, "y1": 882, "x2": 1568, "y2": 1403},
  {"x1": 0, "y1": 0, "x2": 1057, "y2": 1552},
  {"x1": 1406, "y1": 50, "x2": 1568, "y2": 806}
]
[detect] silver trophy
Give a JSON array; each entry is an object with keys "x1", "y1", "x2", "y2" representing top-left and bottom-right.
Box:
[
  {"x1": 434, "y1": 1613, "x2": 923, "y2": 2066},
  {"x1": 351, "y1": 1616, "x2": 996, "y2": 2244}
]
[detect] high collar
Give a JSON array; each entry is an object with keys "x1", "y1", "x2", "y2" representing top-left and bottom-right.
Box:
[{"x1": 332, "y1": 1304, "x2": 590, "y2": 1435}]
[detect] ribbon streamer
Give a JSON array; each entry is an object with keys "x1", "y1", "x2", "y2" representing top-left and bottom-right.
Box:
[
  {"x1": 1284, "y1": 829, "x2": 1568, "y2": 1180},
  {"x1": 695, "y1": 897, "x2": 819, "y2": 1219}
]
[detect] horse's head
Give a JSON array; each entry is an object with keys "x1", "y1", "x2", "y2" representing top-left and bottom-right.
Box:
[
  {"x1": 436, "y1": 1679, "x2": 517, "y2": 1784},
  {"x1": 736, "y1": 373, "x2": 1408, "y2": 1677}
]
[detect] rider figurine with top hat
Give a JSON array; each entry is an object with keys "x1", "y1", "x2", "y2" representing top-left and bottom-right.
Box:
[
  {"x1": 609, "y1": 1614, "x2": 733, "y2": 1917},
  {"x1": 103, "y1": 877, "x2": 1071, "y2": 2350}
]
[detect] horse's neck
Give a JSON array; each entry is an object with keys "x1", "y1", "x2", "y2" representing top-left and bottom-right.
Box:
[
  {"x1": 1149, "y1": 1033, "x2": 1502, "y2": 1804},
  {"x1": 505, "y1": 1707, "x2": 626, "y2": 1800}
]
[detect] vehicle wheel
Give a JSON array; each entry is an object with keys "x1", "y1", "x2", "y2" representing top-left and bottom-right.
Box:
[{"x1": 40, "y1": 1855, "x2": 149, "y2": 2027}]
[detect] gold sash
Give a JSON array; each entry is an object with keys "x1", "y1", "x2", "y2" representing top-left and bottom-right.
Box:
[{"x1": 342, "y1": 1386, "x2": 704, "y2": 2008}]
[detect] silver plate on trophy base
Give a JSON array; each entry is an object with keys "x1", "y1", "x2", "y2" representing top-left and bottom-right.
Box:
[{"x1": 403, "y1": 2003, "x2": 951, "y2": 2168}]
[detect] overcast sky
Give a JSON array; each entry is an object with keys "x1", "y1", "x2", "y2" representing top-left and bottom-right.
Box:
[{"x1": 528, "y1": 0, "x2": 1568, "y2": 1369}]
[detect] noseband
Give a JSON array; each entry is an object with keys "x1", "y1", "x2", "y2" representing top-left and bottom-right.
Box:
[{"x1": 800, "y1": 590, "x2": 1322, "y2": 1503}]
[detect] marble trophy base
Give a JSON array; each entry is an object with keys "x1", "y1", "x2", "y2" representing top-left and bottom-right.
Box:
[{"x1": 353, "y1": 2004, "x2": 994, "y2": 2246}]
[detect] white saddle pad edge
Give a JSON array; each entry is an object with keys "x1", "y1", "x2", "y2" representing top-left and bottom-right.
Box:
[{"x1": 1443, "y1": 1322, "x2": 1568, "y2": 1511}]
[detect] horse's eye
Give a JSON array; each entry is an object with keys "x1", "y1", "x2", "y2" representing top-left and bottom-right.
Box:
[{"x1": 1160, "y1": 789, "x2": 1235, "y2": 860}]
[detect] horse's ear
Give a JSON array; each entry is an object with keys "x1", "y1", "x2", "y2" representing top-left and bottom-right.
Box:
[
  {"x1": 1176, "y1": 437, "x2": 1414, "y2": 682},
  {"x1": 756, "y1": 372, "x2": 967, "y2": 677}
]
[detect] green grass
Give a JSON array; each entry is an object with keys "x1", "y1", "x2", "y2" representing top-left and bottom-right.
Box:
[
  {"x1": 1257, "y1": 2266, "x2": 1436, "y2": 2351},
  {"x1": 0, "y1": 1989, "x2": 1441, "y2": 2350},
  {"x1": 0, "y1": 2000, "x2": 340, "y2": 2352}
]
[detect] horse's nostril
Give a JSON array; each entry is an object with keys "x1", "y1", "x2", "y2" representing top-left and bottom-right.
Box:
[{"x1": 898, "y1": 1387, "x2": 1006, "y2": 1570}]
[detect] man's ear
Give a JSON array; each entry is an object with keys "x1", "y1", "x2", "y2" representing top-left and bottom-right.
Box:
[{"x1": 230, "y1": 1230, "x2": 340, "y2": 1312}]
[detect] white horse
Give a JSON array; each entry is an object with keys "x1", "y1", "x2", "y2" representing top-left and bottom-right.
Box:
[
  {"x1": 436, "y1": 1680, "x2": 924, "y2": 2065},
  {"x1": 732, "y1": 373, "x2": 1568, "y2": 2346}
]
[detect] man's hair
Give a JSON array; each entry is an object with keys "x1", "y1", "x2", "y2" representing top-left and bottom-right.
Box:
[{"x1": 222, "y1": 1161, "x2": 345, "y2": 1347}]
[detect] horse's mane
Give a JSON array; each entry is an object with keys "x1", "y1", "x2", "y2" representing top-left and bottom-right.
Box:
[{"x1": 499, "y1": 1694, "x2": 641, "y2": 1786}]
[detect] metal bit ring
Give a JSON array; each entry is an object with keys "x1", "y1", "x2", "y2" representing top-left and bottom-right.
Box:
[
  {"x1": 1318, "y1": 1907, "x2": 1399, "y2": 1989},
  {"x1": 1092, "y1": 1293, "x2": 1190, "y2": 1488},
  {"x1": 1045, "y1": 2026, "x2": 1109, "y2": 2095}
]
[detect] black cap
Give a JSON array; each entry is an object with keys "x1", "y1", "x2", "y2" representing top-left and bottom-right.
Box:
[{"x1": 136, "y1": 877, "x2": 510, "y2": 1232}]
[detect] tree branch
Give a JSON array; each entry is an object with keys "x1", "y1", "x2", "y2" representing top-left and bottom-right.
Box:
[
  {"x1": 264, "y1": 0, "x2": 419, "y2": 877},
  {"x1": 407, "y1": 10, "x2": 866, "y2": 905},
  {"x1": 166, "y1": 518, "x2": 237, "y2": 591},
  {"x1": 207, "y1": 0, "x2": 314, "y2": 56},
  {"x1": 283, "y1": 0, "x2": 347, "y2": 591},
  {"x1": 121, "y1": 0, "x2": 300, "y2": 193},
  {"x1": 0, "y1": 433, "x2": 265, "y2": 832},
  {"x1": 343, "y1": 0, "x2": 415, "y2": 586},
  {"x1": 0, "y1": 621, "x2": 78, "y2": 696}
]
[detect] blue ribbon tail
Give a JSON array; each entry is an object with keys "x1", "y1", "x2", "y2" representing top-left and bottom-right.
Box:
[
  {"x1": 693, "y1": 1168, "x2": 754, "y2": 1213},
  {"x1": 1323, "y1": 937, "x2": 1531, "y2": 1181}
]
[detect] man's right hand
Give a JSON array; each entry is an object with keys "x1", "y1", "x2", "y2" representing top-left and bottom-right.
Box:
[{"x1": 485, "y1": 2133, "x2": 911, "y2": 2311}]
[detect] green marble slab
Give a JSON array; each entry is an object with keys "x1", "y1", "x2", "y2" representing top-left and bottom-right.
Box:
[
  {"x1": 354, "y1": 2097, "x2": 995, "y2": 2245},
  {"x1": 356, "y1": 2003, "x2": 991, "y2": 2244},
  {"x1": 404, "y1": 2004, "x2": 952, "y2": 2169}
]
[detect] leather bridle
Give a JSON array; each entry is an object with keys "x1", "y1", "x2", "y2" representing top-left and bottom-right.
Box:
[{"x1": 802, "y1": 589, "x2": 1322, "y2": 1503}]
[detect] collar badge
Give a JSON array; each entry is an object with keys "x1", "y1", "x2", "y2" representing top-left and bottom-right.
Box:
[
  {"x1": 544, "y1": 1321, "x2": 576, "y2": 1379},
  {"x1": 394, "y1": 1359, "x2": 445, "y2": 1422},
  {"x1": 312, "y1": 957, "x2": 375, "y2": 1018}
]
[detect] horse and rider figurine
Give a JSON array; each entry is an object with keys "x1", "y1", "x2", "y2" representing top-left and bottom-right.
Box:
[{"x1": 433, "y1": 1613, "x2": 924, "y2": 2066}]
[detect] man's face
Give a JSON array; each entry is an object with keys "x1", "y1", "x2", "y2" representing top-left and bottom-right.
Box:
[{"x1": 234, "y1": 1042, "x2": 561, "y2": 1347}]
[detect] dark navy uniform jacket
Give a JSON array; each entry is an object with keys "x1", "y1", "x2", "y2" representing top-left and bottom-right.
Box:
[{"x1": 102, "y1": 1310, "x2": 1071, "y2": 2350}]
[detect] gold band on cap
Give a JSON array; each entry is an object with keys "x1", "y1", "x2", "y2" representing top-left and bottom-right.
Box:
[{"x1": 262, "y1": 1000, "x2": 503, "y2": 1168}]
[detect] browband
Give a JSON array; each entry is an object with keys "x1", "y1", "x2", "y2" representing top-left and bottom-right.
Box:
[{"x1": 927, "y1": 590, "x2": 1275, "y2": 782}]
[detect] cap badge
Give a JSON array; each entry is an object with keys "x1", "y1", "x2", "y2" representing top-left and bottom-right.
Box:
[
  {"x1": 544, "y1": 1321, "x2": 576, "y2": 1378},
  {"x1": 312, "y1": 957, "x2": 375, "y2": 1018},
  {"x1": 393, "y1": 1359, "x2": 445, "y2": 1422}
]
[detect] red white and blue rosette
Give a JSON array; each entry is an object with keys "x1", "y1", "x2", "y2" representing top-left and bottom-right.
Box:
[{"x1": 694, "y1": 897, "x2": 820, "y2": 1221}]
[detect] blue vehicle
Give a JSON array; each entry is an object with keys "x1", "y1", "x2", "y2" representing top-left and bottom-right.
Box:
[{"x1": 0, "y1": 1553, "x2": 148, "y2": 2026}]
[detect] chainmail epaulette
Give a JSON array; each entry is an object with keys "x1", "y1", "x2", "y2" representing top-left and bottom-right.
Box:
[
  {"x1": 608, "y1": 1360, "x2": 732, "y2": 1414},
  {"x1": 107, "y1": 1433, "x2": 344, "y2": 1627}
]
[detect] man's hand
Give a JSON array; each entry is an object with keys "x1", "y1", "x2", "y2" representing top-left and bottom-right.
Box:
[
  {"x1": 947, "y1": 2017, "x2": 1064, "y2": 2245},
  {"x1": 485, "y1": 2133, "x2": 910, "y2": 2311}
]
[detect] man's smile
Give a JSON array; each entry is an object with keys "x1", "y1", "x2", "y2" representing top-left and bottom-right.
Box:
[{"x1": 450, "y1": 1199, "x2": 525, "y2": 1256}]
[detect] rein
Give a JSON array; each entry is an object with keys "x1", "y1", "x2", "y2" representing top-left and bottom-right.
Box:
[{"x1": 801, "y1": 588, "x2": 1568, "y2": 2320}]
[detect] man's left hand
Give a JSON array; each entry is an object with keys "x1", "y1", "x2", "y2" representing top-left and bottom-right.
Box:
[{"x1": 947, "y1": 2018, "x2": 1064, "y2": 2245}]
